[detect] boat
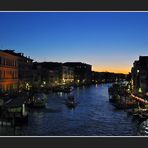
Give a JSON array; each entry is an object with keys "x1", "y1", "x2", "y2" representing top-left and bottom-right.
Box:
[
  {"x1": 65, "y1": 95, "x2": 77, "y2": 108},
  {"x1": 53, "y1": 86, "x2": 74, "y2": 93},
  {"x1": 137, "y1": 119, "x2": 148, "y2": 135},
  {"x1": 27, "y1": 93, "x2": 47, "y2": 108},
  {"x1": 62, "y1": 86, "x2": 74, "y2": 93}
]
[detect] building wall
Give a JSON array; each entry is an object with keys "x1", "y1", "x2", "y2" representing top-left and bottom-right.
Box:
[
  {"x1": 17, "y1": 56, "x2": 33, "y2": 91},
  {"x1": 32, "y1": 62, "x2": 62, "y2": 88},
  {"x1": 32, "y1": 62, "x2": 75, "y2": 88},
  {"x1": 48, "y1": 69, "x2": 61, "y2": 86},
  {"x1": 131, "y1": 56, "x2": 148, "y2": 95},
  {"x1": 1, "y1": 50, "x2": 33, "y2": 91},
  {"x1": 62, "y1": 66, "x2": 74, "y2": 84},
  {"x1": 131, "y1": 61, "x2": 140, "y2": 94},
  {"x1": 0, "y1": 51, "x2": 18, "y2": 93},
  {"x1": 32, "y1": 64, "x2": 47, "y2": 88},
  {"x1": 63, "y1": 62, "x2": 92, "y2": 84}
]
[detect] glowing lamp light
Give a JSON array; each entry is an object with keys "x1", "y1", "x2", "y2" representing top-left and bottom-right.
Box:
[
  {"x1": 26, "y1": 83, "x2": 30, "y2": 90},
  {"x1": 43, "y1": 81, "x2": 46, "y2": 85},
  {"x1": 40, "y1": 84, "x2": 44, "y2": 88},
  {"x1": 63, "y1": 78, "x2": 65, "y2": 83},
  {"x1": 22, "y1": 104, "x2": 26, "y2": 116},
  {"x1": 138, "y1": 88, "x2": 142, "y2": 93}
]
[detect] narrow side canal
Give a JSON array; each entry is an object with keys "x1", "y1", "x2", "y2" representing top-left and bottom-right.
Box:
[{"x1": 0, "y1": 83, "x2": 138, "y2": 136}]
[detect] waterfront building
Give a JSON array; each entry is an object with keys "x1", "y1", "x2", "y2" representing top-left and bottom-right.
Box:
[
  {"x1": 63, "y1": 62, "x2": 92, "y2": 85},
  {"x1": 131, "y1": 56, "x2": 148, "y2": 95},
  {"x1": 91, "y1": 71, "x2": 126, "y2": 84},
  {"x1": 92, "y1": 71, "x2": 115, "y2": 83},
  {"x1": 131, "y1": 60, "x2": 140, "y2": 94},
  {"x1": 17, "y1": 53, "x2": 33, "y2": 91},
  {"x1": 33, "y1": 62, "x2": 50, "y2": 89},
  {"x1": 48, "y1": 69, "x2": 61, "y2": 87},
  {"x1": 61, "y1": 66, "x2": 74, "y2": 85},
  {"x1": 2, "y1": 50, "x2": 33, "y2": 92},
  {"x1": 32, "y1": 62, "x2": 74, "y2": 88},
  {"x1": 0, "y1": 50, "x2": 18, "y2": 94}
]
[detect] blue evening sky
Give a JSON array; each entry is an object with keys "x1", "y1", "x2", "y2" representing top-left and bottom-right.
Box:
[{"x1": 0, "y1": 12, "x2": 148, "y2": 73}]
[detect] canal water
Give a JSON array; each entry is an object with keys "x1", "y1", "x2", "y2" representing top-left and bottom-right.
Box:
[{"x1": 0, "y1": 83, "x2": 139, "y2": 136}]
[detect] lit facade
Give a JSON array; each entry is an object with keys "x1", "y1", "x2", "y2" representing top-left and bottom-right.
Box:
[
  {"x1": 32, "y1": 62, "x2": 74, "y2": 88},
  {"x1": 0, "y1": 50, "x2": 18, "y2": 94},
  {"x1": 2, "y1": 50, "x2": 33, "y2": 91},
  {"x1": 62, "y1": 66, "x2": 74, "y2": 85}
]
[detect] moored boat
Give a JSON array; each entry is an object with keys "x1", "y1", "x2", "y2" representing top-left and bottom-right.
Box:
[
  {"x1": 53, "y1": 86, "x2": 74, "y2": 93},
  {"x1": 27, "y1": 93, "x2": 47, "y2": 108},
  {"x1": 137, "y1": 119, "x2": 148, "y2": 135}
]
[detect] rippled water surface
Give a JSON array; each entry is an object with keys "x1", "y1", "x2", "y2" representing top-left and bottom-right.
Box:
[{"x1": 0, "y1": 84, "x2": 139, "y2": 136}]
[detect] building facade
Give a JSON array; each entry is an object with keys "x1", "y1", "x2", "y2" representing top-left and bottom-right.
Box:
[
  {"x1": 32, "y1": 62, "x2": 63, "y2": 88},
  {"x1": 63, "y1": 62, "x2": 92, "y2": 85},
  {"x1": 1, "y1": 50, "x2": 33, "y2": 92},
  {"x1": 131, "y1": 56, "x2": 148, "y2": 95},
  {"x1": 0, "y1": 50, "x2": 18, "y2": 94},
  {"x1": 17, "y1": 53, "x2": 33, "y2": 91},
  {"x1": 32, "y1": 62, "x2": 74, "y2": 88},
  {"x1": 61, "y1": 66, "x2": 74, "y2": 85}
]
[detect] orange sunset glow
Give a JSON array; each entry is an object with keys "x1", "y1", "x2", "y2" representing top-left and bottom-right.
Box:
[{"x1": 92, "y1": 66, "x2": 131, "y2": 74}]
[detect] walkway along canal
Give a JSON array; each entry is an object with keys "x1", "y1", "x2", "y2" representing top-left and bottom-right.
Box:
[{"x1": 0, "y1": 83, "x2": 139, "y2": 136}]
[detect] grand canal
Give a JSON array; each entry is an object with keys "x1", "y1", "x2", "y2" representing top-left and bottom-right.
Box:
[{"x1": 0, "y1": 83, "x2": 139, "y2": 136}]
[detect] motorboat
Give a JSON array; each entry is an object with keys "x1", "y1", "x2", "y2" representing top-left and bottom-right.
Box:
[{"x1": 65, "y1": 95, "x2": 77, "y2": 108}]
